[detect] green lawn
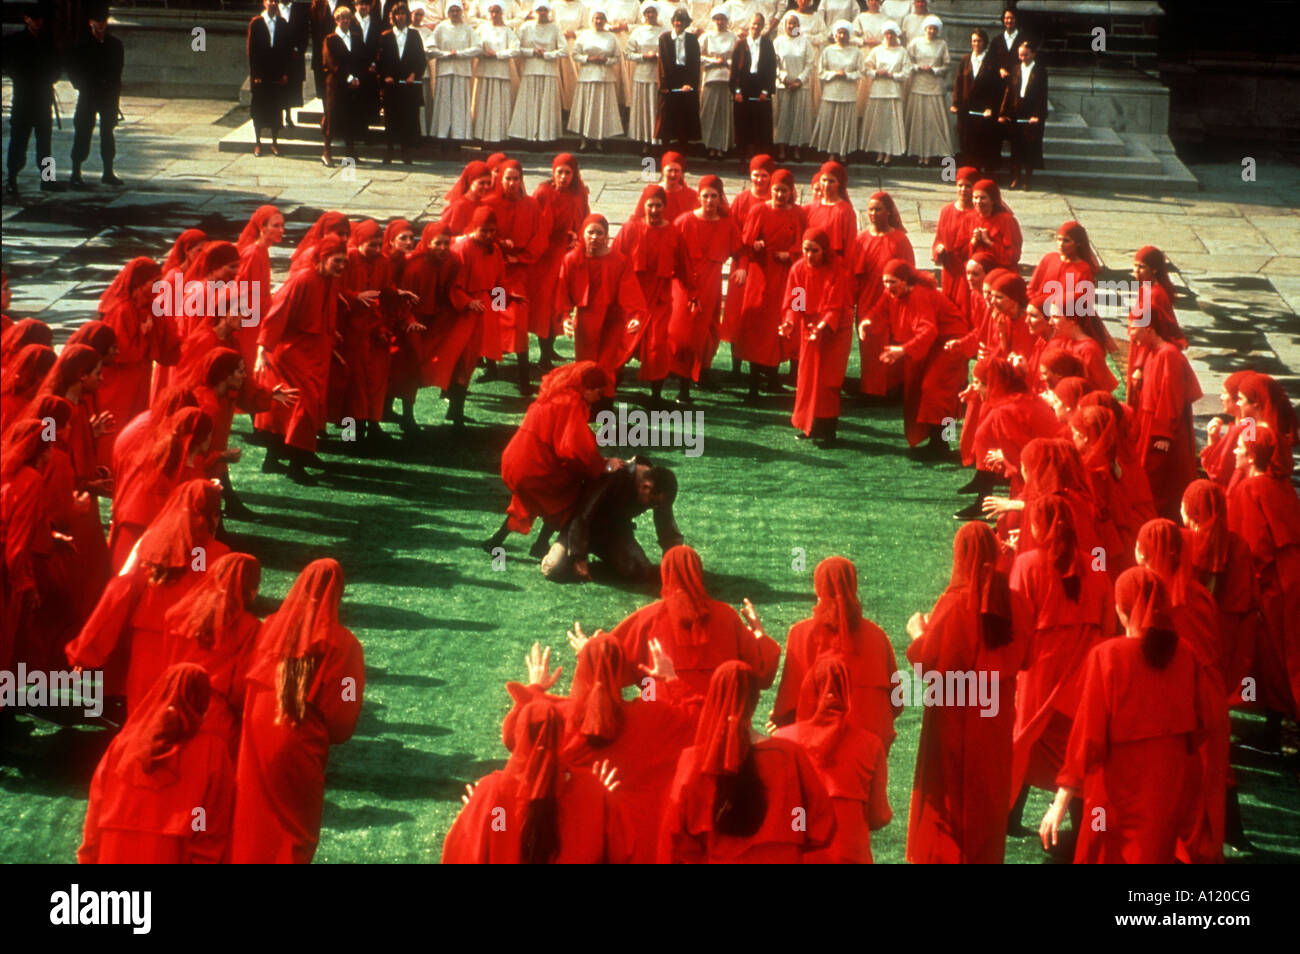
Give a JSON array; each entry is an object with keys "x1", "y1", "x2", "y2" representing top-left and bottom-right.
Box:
[{"x1": 2, "y1": 341, "x2": 1297, "y2": 864}]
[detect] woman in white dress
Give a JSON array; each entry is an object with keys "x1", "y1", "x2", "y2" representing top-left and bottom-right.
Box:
[
  {"x1": 859, "y1": 18, "x2": 909, "y2": 165},
  {"x1": 626, "y1": 2, "x2": 667, "y2": 149},
  {"x1": 474, "y1": 2, "x2": 520, "y2": 143},
  {"x1": 568, "y1": 8, "x2": 624, "y2": 147},
  {"x1": 508, "y1": 1, "x2": 564, "y2": 139},
  {"x1": 699, "y1": 8, "x2": 738, "y2": 158},
  {"x1": 820, "y1": 0, "x2": 859, "y2": 35},
  {"x1": 773, "y1": 9, "x2": 812, "y2": 161},
  {"x1": 553, "y1": 0, "x2": 587, "y2": 110},
  {"x1": 810, "y1": 21, "x2": 863, "y2": 162},
  {"x1": 852, "y1": 0, "x2": 885, "y2": 110},
  {"x1": 603, "y1": 0, "x2": 640, "y2": 107},
  {"x1": 903, "y1": 13, "x2": 951, "y2": 165},
  {"x1": 429, "y1": 1, "x2": 483, "y2": 147}
]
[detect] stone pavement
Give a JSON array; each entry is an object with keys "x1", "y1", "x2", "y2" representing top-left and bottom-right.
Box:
[{"x1": 4, "y1": 86, "x2": 1298, "y2": 426}]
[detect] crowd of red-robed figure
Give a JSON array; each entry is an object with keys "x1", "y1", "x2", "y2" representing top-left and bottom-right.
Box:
[{"x1": 1, "y1": 146, "x2": 1297, "y2": 863}]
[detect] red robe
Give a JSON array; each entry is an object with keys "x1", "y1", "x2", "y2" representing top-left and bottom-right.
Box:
[
  {"x1": 669, "y1": 213, "x2": 742, "y2": 381},
  {"x1": 500, "y1": 390, "x2": 604, "y2": 534},
  {"x1": 611, "y1": 217, "x2": 688, "y2": 383},
  {"x1": 783, "y1": 258, "x2": 852, "y2": 434},
  {"x1": 863, "y1": 283, "x2": 947, "y2": 445},
  {"x1": 1041, "y1": 335, "x2": 1117, "y2": 393},
  {"x1": 1059, "y1": 637, "x2": 1220, "y2": 864},
  {"x1": 1201, "y1": 421, "x2": 1244, "y2": 488},
  {"x1": 230, "y1": 621, "x2": 365, "y2": 863},
  {"x1": 658, "y1": 737, "x2": 836, "y2": 863},
  {"x1": 804, "y1": 199, "x2": 856, "y2": 258},
  {"x1": 1, "y1": 465, "x2": 50, "y2": 674},
  {"x1": 447, "y1": 235, "x2": 507, "y2": 367},
  {"x1": 771, "y1": 619, "x2": 901, "y2": 749},
  {"x1": 733, "y1": 203, "x2": 805, "y2": 367},
  {"x1": 851, "y1": 228, "x2": 914, "y2": 395},
  {"x1": 970, "y1": 209, "x2": 1022, "y2": 268},
  {"x1": 720, "y1": 189, "x2": 766, "y2": 344},
  {"x1": 529, "y1": 183, "x2": 589, "y2": 338},
  {"x1": 159, "y1": 610, "x2": 259, "y2": 757},
  {"x1": 556, "y1": 248, "x2": 647, "y2": 392},
  {"x1": 338, "y1": 249, "x2": 397, "y2": 422},
  {"x1": 97, "y1": 298, "x2": 180, "y2": 465},
  {"x1": 1183, "y1": 527, "x2": 1261, "y2": 706},
  {"x1": 612, "y1": 597, "x2": 782, "y2": 698},
  {"x1": 905, "y1": 587, "x2": 1027, "y2": 864},
  {"x1": 78, "y1": 728, "x2": 235, "y2": 864},
  {"x1": 663, "y1": 183, "x2": 699, "y2": 223},
  {"x1": 1029, "y1": 254, "x2": 1095, "y2": 316},
  {"x1": 1130, "y1": 340, "x2": 1202, "y2": 517},
  {"x1": 1126, "y1": 282, "x2": 1183, "y2": 397},
  {"x1": 234, "y1": 244, "x2": 272, "y2": 373},
  {"x1": 396, "y1": 250, "x2": 458, "y2": 398},
  {"x1": 485, "y1": 191, "x2": 550, "y2": 355},
  {"x1": 973, "y1": 392, "x2": 1058, "y2": 492},
  {"x1": 932, "y1": 202, "x2": 976, "y2": 306}
]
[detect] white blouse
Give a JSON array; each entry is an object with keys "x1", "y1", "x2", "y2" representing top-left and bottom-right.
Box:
[
  {"x1": 573, "y1": 28, "x2": 620, "y2": 82},
  {"x1": 774, "y1": 31, "x2": 812, "y2": 87},
  {"x1": 853, "y1": 11, "x2": 887, "y2": 48},
  {"x1": 700, "y1": 28, "x2": 739, "y2": 85},
  {"x1": 817, "y1": 42, "x2": 863, "y2": 102},
  {"x1": 626, "y1": 23, "x2": 667, "y2": 83},
  {"x1": 863, "y1": 42, "x2": 910, "y2": 98},
  {"x1": 906, "y1": 36, "x2": 948, "y2": 95},
  {"x1": 517, "y1": 20, "x2": 563, "y2": 76},
  {"x1": 430, "y1": 21, "x2": 482, "y2": 77}
]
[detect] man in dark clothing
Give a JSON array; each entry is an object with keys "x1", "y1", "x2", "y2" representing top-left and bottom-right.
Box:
[
  {"x1": 950, "y1": 28, "x2": 1003, "y2": 172},
  {"x1": 730, "y1": 13, "x2": 776, "y2": 164},
  {"x1": 999, "y1": 39, "x2": 1047, "y2": 190},
  {"x1": 247, "y1": 0, "x2": 291, "y2": 156},
  {"x1": 4, "y1": 3, "x2": 60, "y2": 195},
  {"x1": 320, "y1": 4, "x2": 368, "y2": 165},
  {"x1": 541, "y1": 457, "x2": 682, "y2": 583},
  {"x1": 352, "y1": 0, "x2": 383, "y2": 130},
  {"x1": 283, "y1": 1, "x2": 312, "y2": 126},
  {"x1": 376, "y1": 0, "x2": 426, "y2": 164},
  {"x1": 655, "y1": 8, "x2": 701, "y2": 152},
  {"x1": 69, "y1": 8, "x2": 125, "y2": 186}
]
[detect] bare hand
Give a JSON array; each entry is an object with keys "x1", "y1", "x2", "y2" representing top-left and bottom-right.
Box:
[
  {"x1": 593, "y1": 760, "x2": 621, "y2": 793},
  {"x1": 740, "y1": 598, "x2": 765, "y2": 639},
  {"x1": 460, "y1": 782, "x2": 476, "y2": 806},
  {"x1": 637, "y1": 637, "x2": 677, "y2": 682},
  {"x1": 525, "y1": 641, "x2": 563, "y2": 689},
  {"x1": 905, "y1": 610, "x2": 927, "y2": 641}
]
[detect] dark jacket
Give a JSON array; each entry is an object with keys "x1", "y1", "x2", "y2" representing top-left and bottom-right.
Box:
[
  {"x1": 656, "y1": 29, "x2": 702, "y2": 142},
  {"x1": 999, "y1": 60, "x2": 1047, "y2": 122},
  {"x1": 69, "y1": 32, "x2": 124, "y2": 109},
  {"x1": 247, "y1": 15, "x2": 291, "y2": 85},
  {"x1": 951, "y1": 51, "x2": 1003, "y2": 115},
  {"x1": 730, "y1": 34, "x2": 777, "y2": 98},
  {"x1": 3, "y1": 25, "x2": 60, "y2": 107},
  {"x1": 376, "y1": 25, "x2": 427, "y2": 83}
]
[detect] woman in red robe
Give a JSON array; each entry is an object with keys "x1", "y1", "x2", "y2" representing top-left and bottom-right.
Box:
[
  {"x1": 77, "y1": 663, "x2": 235, "y2": 864},
  {"x1": 771, "y1": 555, "x2": 901, "y2": 749},
  {"x1": 160, "y1": 552, "x2": 261, "y2": 757},
  {"x1": 233, "y1": 205, "x2": 284, "y2": 376},
  {"x1": 530, "y1": 154, "x2": 591, "y2": 370},
  {"x1": 439, "y1": 159, "x2": 495, "y2": 236},
  {"x1": 1125, "y1": 245, "x2": 1185, "y2": 400},
  {"x1": 156, "y1": 242, "x2": 243, "y2": 403},
  {"x1": 443, "y1": 698, "x2": 631, "y2": 864},
  {"x1": 231, "y1": 558, "x2": 364, "y2": 864},
  {"x1": 659, "y1": 150, "x2": 699, "y2": 222},
  {"x1": 1126, "y1": 303, "x2": 1202, "y2": 519},
  {"x1": 1008, "y1": 495, "x2": 1113, "y2": 835},
  {"x1": 0, "y1": 343, "x2": 55, "y2": 434},
  {"x1": 905, "y1": 521, "x2": 1027, "y2": 864},
  {"x1": 1040, "y1": 566, "x2": 1223, "y2": 864},
  {"x1": 35, "y1": 343, "x2": 113, "y2": 497},
  {"x1": 1, "y1": 419, "x2": 54, "y2": 675},
  {"x1": 720, "y1": 154, "x2": 774, "y2": 372},
  {"x1": 610, "y1": 545, "x2": 782, "y2": 697},
  {"x1": 659, "y1": 660, "x2": 835, "y2": 863},
  {"x1": 968, "y1": 179, "x2": 1021, "y2": 269},
  {"x1": 1029, "y1": 221, "x2": 1102, "y2": 326},
  {"x1": 931, "y1": 167, "x2": 978, "y2": 308},
  {"x1": 773, "y1": 656, "x2": 892, "y2": 863},
  {"x1": 487, "y1": 361, "x2": 616, "y2": 555},
  {"x1": 803, "y1": 161, "x2": 856, "y2": 258},
  {"x1": 557, "y1": 214, "x2": 647, "y2": 397},
  {"x1": 851, "y1": 191, "x2": 914, "y2": 398},
  {"x1": 1, "y1": 316, "x2": 53, "y2": 364},
  {"x1": 733, "y1": 169, "x2": 805, "y2": 400},
  {"x1": 1042, "y1": 305, "x2": 1117, "y2": 395},
  {"x1": 437, "y1": 208, "x2": 508, "y2": 427},
  {"x1": 394, "y1": 222, "x2": 457, "y2": 432},
  {"x1": 288, "y1": 211, "x2": 350, "y2": 275},
  {"x1": 611, "y1": 184, "x2": 690, "y2": 401},
  {"x1": 1236, "y1": 371, "x2": 1298, "y2": 482},
  {"x1": 68, "y1": 479, "x2": 228, "y2": 709},
  {"x1": 1227, "y1": 427, "x2": 1300, "y2": 720},
  {"x1": 485, "y1": 160, "x2": 551, "y2": 394},
  {"x1": 668, "y1": 175, "x2": 741, "y2": 396},
  {"x1": 1200, "y1": 370, "x2": 1252, "y2": 487},
  {"x1": 782, "y1": 228, "x2": 851, "y2": 444},
  {"x1": 255, "y1": 236, "x2": 349, "y2": 485},
  {"x1": 1069, "y1": 404, "x2": 1155, "y2": 573}
]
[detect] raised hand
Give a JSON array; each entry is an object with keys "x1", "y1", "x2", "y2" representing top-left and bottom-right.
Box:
[
  {"x1": 460, "y1": 782, "x2": 476, "y2": 806},
  {"x1": 525, "y1": 641, "x2": 563, "y2": 689},
  {"x1": 593, "y1": 760, "x2": 621, "y2": 793},
  {"x1": 637, "y1": 637, "x2": 677, "y2": 682}
]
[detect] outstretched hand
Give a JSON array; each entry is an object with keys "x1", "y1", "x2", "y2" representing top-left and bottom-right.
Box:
[
  {"x1": 525, "y1": 641, "x2": 562, "y2": 690},
  {"x1": 567, "y1": 620, "x2": 606, "y2": 654},
  {"x1": 593, "y1": 760, "x2": 621, "y2": 793},
  {"x1": 637, "y1": 637, "x2": 677, "y2": 682},
  {"x1": 740, "y1": 598, "x2": 766, "y2": 639}
]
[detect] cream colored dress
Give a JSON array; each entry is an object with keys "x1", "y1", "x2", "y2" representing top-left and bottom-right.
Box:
[
  {"x1": 474, "y1": 21, "x2": 520, "y2": 141},
  {"x1": 626, "y1": 22, "x2": 668, "y2": 143},
  {"x1": 811, "y1": 41, "x2": 863, "y2": 156},
  {"x1": 568, "y1": 28, "x2": 624, "y2": 138},
  {"x1": 699, "y1": 27, "x2": 738, "y2": 151},
  {"x1": 773, "y1": 29, "x2": 813, "y2": 146},
  {"x1": 859, "y1": 41, "x2": 910, "y2": 154},
  {"x1": 903, "y1": 35, "x2": 952, "y2": 158},
  {"x1": 508, "y1": 19, "x2": 565, "y2": 140},
  {"x1": 553, "y1": 0, "x2": 588, "y2": 109},
  {"x1": 429, "y1": 20, "x2": 482, "y2": 139}
]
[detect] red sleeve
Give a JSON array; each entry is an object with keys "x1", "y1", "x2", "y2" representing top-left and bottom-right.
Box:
[
  {"x1": 789, "y1": 742, "x2": 837, "y2": 852},
  {"x1": 2, "y1": 476, "x2": 44, "y2": 597},
  {"x1": 77, "y1": 755, "x2": 107, "y2": 864},
  {"x1": 898, "y1": 301, "x2": 938, "y2": 360},
  {"x1": 1057, "y1": 647, "x2": 1108, "y2": 791},
  {"x1": 66, "y1": 573, "x2": 141, "y2": 669},
  {"x1": 866, "y1": 741, "x2": 893, "y2": 830},
  {"x1": 315, "y1": 630, "x2": 365, "y2": 745},
  {"x1": 256, "y1": 275, "x2": 301, "y2": 350},
  {"x1": 552, "y1": 396, "x2": 606, "y2": 480},
  {"x1": 769, "y1": 624, "x2": 807, "y2": 727},
  {"x1": 187, "y1": 741, "x2": 236, "y2": 864}
]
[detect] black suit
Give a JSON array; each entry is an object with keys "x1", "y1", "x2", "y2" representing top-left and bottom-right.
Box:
[
  {"x1": 951, "y1": 52, "x2": 1003, "y2": 170},
  {"x1": 284, "y1": 2, "x2": 312, "y2": 109},
  {"x1": 656, "y1": 29, "x2": 701, "y2": 146},
  {"x1": 730, "y1": 35, "x2": 777, "y2": 156},
  {"x1": 999, "y1": 60, "x2": 1048, "y2": 175},
  {"x1": 989, "y1": 30, "x2": 1026, "y2": 79},
  {"x1": 69, "y1": 31, "x2": 124, "y2": 173},
  {"x1": 3, "y1": 24, "x2": 59, "y2": 186},
  {"x1": 353, "y1": 15, "x2": 383, "y2": 125},
  {"x1": 322, "y1": 30, "x2": 369, "y2": 151},
  {"x1": 310, "y1": 0, "x2": 357, "y2": 96},
  {"x1": 377, "y1": 26, "x2": 426, "y2": 150},
  {"x1": 247, "y1": 15, "x2": 291, "y2": 131}
]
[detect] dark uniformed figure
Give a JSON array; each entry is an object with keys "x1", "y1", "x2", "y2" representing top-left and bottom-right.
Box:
[
  {"x1": 320, "y1": 4, "x2": 368, "y2": 165},
  {"x1": 376, "y1": 0, "x2": 426, "y2": 163},
  {"x1": 4, "y1": 2, "x2": 60, "y2": 195},
  {"x1": 999, "y1": 40, "x2": 1048, "y2": 190},
  {"x1": 541, "y1": 457, "x2": 682, "y2": 584},
  {"x1": 247, "y1": 0, "x2": 292, "y2": 156},
  {"x1": 283, "y1": 1, "x2": 312, "y2": 125},
  {"x1": 730, "y1": 14, "x2": 777, "y2": 163},
  {"x1": 69, "y1": 7, "x2": 125, "y2": 187},
  {"x1": 352, "y1": 0, "x2": 383, "y2": 129},
  {"x1": 655, "y1": 8, "x2": 701, "y2": 151},
  {"x1": 309, "y1": 0, "x2": 356, "y2": 100},
  {"x1": 951, "y1": 28, "x2": 1004, "y2": 172}
]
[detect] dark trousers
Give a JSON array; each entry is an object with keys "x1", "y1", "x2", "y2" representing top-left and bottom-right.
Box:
[
  {"x1": 733, "y1": 98, "x2": 773, "y2": 156},
  {"x1": 7, "y1": 95, "x2": 53, "y2": 181},
  {"x1": 72, "y1": 96, "x2": 117, "y2": 169},
  {"x1": 1008, "y1": 122, "x2": 1044, "y2": 171},
  {"x1": 383, "y1": 84, "x2": 421, "y2": 148}
]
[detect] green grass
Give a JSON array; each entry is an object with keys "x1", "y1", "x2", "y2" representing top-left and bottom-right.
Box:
[{"x1": 2, "y1": 341, "x2": 1297, "y2": 864}]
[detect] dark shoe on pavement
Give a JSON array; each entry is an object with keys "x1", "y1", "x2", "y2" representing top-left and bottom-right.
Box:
[{"x1": 102, "y1": 172, "x2": 123, "y2": 186}]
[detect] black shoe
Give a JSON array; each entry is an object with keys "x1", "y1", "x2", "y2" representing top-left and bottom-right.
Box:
[
  {"x1": 953, "y1": 499, "x2": 987, "y2": 520},
  {"x1": 4, "y1": 179, "x2": 17, "y2": 196},
  {"x1": 40, "y1": 179, "x2": 55, "y2": 192},
  {"x1": 224, "y1": 496, "x2": 257, "y2": 521},
  {"x1": 287, "y1": 465, "x2": 319, "y2": 486},
  {"x1": 101, "y1": 172, "x2": 122, "y2": 186},
  {"x1": 70, "y1": 171, "x2": 86, "y2": 188},
  {"x1": 261, "y1": 456, "x2": 289, "y2": 474},
  {"x1": 956, "y1": 473, "x2": 982, "y2": 494}
]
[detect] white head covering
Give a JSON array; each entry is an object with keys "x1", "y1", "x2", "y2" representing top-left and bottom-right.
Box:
[
  {"x1": 589, "y1": 4, "x2": 608, "y2": 20},
  {"x1": 445, "y1": 0, "x2": 463, "y2": 12},
  {"x1": 639, "y1": 0, "x2": 657, "y2": 14},
  {"x1": 534, "y1": 0, "x2": 551, "y2": 9},
  {"x1": 831, "y1": 18, "x2": 853, "y2": 38},
  {"x1": 881, "y1": 20, "x2": 900, "y2": 36},
  {"x1": 710, "y1": 5, "x2": 728, "y2": 21},
  {"x1": 921, "y1": 13, "x2": 942, "y2": 30}
]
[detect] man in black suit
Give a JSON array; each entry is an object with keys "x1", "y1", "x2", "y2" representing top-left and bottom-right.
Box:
[
  {"x1": 999, "y1": 40, "x2": 1047, "y2": 189},
  {"x1": 730, "y1": 13, "x2": 777, "y2": 164},
  {"x1": 321, "y1": 4, "x2": 368, "y2": 165},
  {"x1": 991, "y1": 6, "x2": 1025, "y2": 79},
  {"x1": 283, "y1": 1, "x2": 312, "y2": 126},
  {"x1": 950, "y1": 28, "x2": 1002, "y2": 172},
  {"x1": 377, "y1": 0, "x2": 426, "y2": 163},
  {"x1": 4, "y1": 1, "x2": 59, "y2": 195},
  {"x1": 655, "y1": 8, "x2": 701, "y2": 152},
  {"x1": 247, "y1": 0, "x2": 291, "y2": 156},
  {"x1": 69, "y1": 4, "x2": 125, "y2": 186},
  {"x1": 352, "y1": 0, "x2": 383, "y2": 130},
  {"x1": 310, "y1": 0, "x2": 357, "y2": 99}
]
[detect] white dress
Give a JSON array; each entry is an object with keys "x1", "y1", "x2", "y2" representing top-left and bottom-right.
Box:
[
  {"x1": 626, "y1": 22, "x2": 668, "y2": 143},
  {"x1": 429, "y1": 21, "x2": 482, "y2": 139},
  {"x1": 903, "y1": 35, "x2": 952, "y2": 158},
  {"x1": 860, "y1": 42, "x2": 909, "y2": 154},
  {"x1": 789, "y1": 10, "x2": 828, "y2": 111},
  {"x1": 853, "y1": 10, "x2": 887, "y2": 110},
  {"x1": 508, "y1": 20, "x2": 564, "y2": 140},
  {"x1": 699, "y1": 28, "x2": 738, "y2": 151},
  {"x1": 810, "y1": 42, "x2": 863, "y2": 156},
  {"x1": 773, "y1": 31, "x2": 813, "y2": 145},
  {"x1": 568, "y1": 28, "x2": 624, "y2": 138},
  {"x1": 474, "y1": 22, "x2": 520, "y2": 141},
  {"x1": 553, "y1": 0, "x2": 588, "y2": 109},
  {"x1": 604, "y1": 0, "x2": 641, "y2": 105}
]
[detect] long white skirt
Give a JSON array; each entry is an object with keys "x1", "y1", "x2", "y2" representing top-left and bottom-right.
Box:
[
  {"x1": 628, "y1": 79, "x2": 659, "y2": 144},
  {"x1": 861, "y1": 96, "x2": 905, "y2": 155},
  {"x1": 811, "y1": 100, "x2": 859, "y2": 156},
  {"x1": 473, "y1": 76, "x2": 513, "y2": 142},
  {"x1": 774, "y1": 87, "x2": 813, "y2": 146},
  {"x1": 904, "y1": 91, "x2": 954, "y2": 158},
  {"x1": 507, "y1": 75, "x2": 563, "y2": 142},
  {"x1": 700, "y1": 83, "x2": 734, "y2": 152},
  {"x1": 431, "y1": 74, "x2": 473, "y2": 140},
  {"x1": 567, "y1": 80, "x2": 624, "y2": 140}
]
